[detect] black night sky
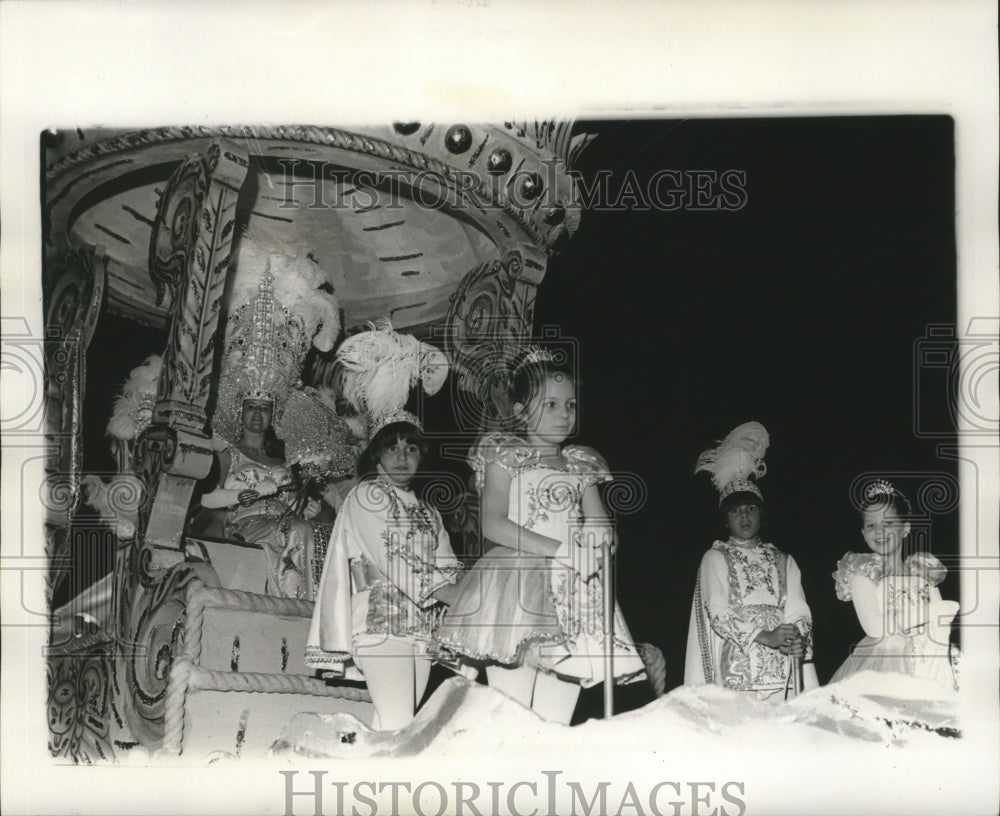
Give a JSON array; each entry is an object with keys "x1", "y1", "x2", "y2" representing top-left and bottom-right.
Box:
[
  {"x1": 537, "y1": 116, "x2": 959, "y2": 707},
  {"x1": 75, "y1": 116, "x2": 959, "y2": 720}
]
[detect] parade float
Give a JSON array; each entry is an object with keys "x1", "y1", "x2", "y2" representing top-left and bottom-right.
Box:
[
  {"x1": 40, "y1": 122, "x2": 965, "y2": 773},
  {"x1": 43, "y1": 121, "x2": 597, "y2": 762}
]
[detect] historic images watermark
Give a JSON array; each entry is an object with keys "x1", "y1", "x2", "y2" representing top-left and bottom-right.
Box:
[
  {"x1": 913, "y1": 319, "x2": 999, "y2": 439},
  {"x1": 274, "y1": 159, "x2": 748, "y2": 214},
  {"x1": 280, "y1": 770, "x2": 748, "y2": 816}
]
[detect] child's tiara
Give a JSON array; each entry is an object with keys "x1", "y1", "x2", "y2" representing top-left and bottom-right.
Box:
[
  {"x1": 863, "y1": 478, "x2": 898, "y2": 502},
  {"x1": 513, "y1": 345, "x2": 558, "y2": 373}
]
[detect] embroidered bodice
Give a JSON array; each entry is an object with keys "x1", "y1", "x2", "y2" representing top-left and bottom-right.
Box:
[
  {"x1": 833, "y1": 551, "x2": 946, "y2": 601},
  {"x1": 469, "y1": 432, "x2": 611, "y2": 547},
  {"x1": 223, "y1": 446, "x2": 292, "y2": 524},
  {"x1": 833, "y1": 551, "x2": 950, "y2": 641},
  {"x1": 691, "y1": 537, "x2": 814, "y2": 692},
  {"x1": 707, "y1": 538, "x2": 797, "y2": 649},
  {"x1": 342, "y1": 478, "x2": 462, "y2": 637}
]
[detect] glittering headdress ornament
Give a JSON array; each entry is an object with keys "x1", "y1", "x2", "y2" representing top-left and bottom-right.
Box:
[
  {"x1": 275, "y1": 386, "x2": 361, "y2": 478},
  {"x1": 369, "y1": 408, "x2": 423, "y2": 437},
  {"x1": 335, "y1": 319, "x2": 448, "y2": 432},
  {"x1": 512, "y1": 345, "x2": 558, "y2": 373},
  {"x1": 863, "y1": 478, "x2": 903, "y2": 503},
  {"x1": 214, "y1": 229, "x2": 341, "y2": 443},
  {"x1": 694, "y1": 421, "x2": 770, "y2": 504}
]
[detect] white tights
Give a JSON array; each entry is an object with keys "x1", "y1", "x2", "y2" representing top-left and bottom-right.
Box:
[
  {"x1": 485, "y1": 663, "x2": 581, "y2": 725},
  {"x1": 353, "y1": 637, "x2": 432, "y2": 731}
]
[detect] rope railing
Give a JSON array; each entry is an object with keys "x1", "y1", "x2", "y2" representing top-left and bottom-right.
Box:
[{"x1": 159, "y1": 579, "x2": 368, "y2": 757}]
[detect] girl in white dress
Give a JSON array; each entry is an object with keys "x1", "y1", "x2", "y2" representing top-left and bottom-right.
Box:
[
  {"x1": 830, "y1": 479, "x2": 959, "y2": 689},
  {"x1": 436, "y1": 350, "x2": 645, "y2": 724}
]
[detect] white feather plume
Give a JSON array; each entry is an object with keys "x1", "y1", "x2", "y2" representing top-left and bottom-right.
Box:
[
  {"x1": 81, "y1": 473, "x2": 142, "y2": 539},
  {"x1": 107, "y1": 355, "x2": 162, "y2": 441},
  {"x1": 230, "y1": 226, "x2": 341, "y2": 352},
  {"x1": 335, "y1": 320, "x2": 449, "y2": 419},
  {"x1": 694, "y1": 421, "x2": 770, "y2": 491}
]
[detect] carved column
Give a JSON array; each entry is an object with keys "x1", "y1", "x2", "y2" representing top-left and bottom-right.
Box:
[
  {"x1": 444, "y1": 249, "x2": 539, "y2": 430},
  {"x1": 43, "y1": 245, "x2": 107, "y2": 598},
  {"x1": 135, "y1": 143, "x2": 249, "y2": 570},
  {"x1": 443, "y1": 250, "x2": 542, "y2": 558}
]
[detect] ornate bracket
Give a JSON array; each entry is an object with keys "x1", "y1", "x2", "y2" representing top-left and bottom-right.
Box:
[
  {"x1": 136, "y1": 142, "x2": 249, "y2": 569},
  {"x1": 43, "y1": 245, "x2": 107, "y2": 528},
  {"x1": 444, "y1": 249, "x2": 540, "y2": 430}
]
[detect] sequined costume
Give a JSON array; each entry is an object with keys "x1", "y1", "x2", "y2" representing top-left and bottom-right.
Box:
[
  {"x1": 305, "y1": 478, "x2": 462, "y2": 675},
  {"x1": 436, "y1": 432, "x2": 645, "y2": 687},
  {"x1": 222, "y1": 446, "x2": 315, "y2": 600},
  {"x1": 684, "y1": 537, "x2": 814, "y2": 697},
  {"x1": 830, "y1": 552, "x2": 959, "y2": 689}
]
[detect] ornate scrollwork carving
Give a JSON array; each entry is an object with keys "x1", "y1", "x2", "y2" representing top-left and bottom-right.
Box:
[
  {"x1": 134, "y1": 143, "x2": 248, "y2": 561},
  {"x1": 153, "y1": 143, "x2": 246, "y2": 432},
  {"x1": 47, "y1": 124, "x2": 597, "y2": 255},
  {"x1": 148, "y1": 145, "x2": 219, "y2": 308},
  {"x1": 43, "y1": 246, "x2": 107, "y2": 528},
  {"x1": 47, "y1": 645, "x2": 123, "y2": 763},
  {"x1": 118, "y1": 562, "x2": 217, "y2": 748},
  {"x1": 444, "y1": 250, "x2": 539, "y2": 429}
]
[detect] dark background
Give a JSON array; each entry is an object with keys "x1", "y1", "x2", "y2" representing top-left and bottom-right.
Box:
[
  {"x1": 538, "y1": 116, "x2": 959, "y2": 716},
  {"x1": 72, "y1": 116, "x2": 959, "y2": 721}
]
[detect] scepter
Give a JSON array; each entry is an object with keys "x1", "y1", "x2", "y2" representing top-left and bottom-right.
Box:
[{"x1": 602, "y1": 529, "x2": 615, "y2": 719}]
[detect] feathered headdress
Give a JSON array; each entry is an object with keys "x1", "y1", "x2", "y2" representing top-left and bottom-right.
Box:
[
  {"x1": 107, "y1": 354, "x2": 162, "y2": 443},
  {"x1": 80, "y1": 474, "x2": 143, "y2": 539},
  {"x1": 694, "y1": 421, "x2": 770, "y2": 504},
  {"x1": 214, "y1": 228, "x2": 341, "y2": 443},
  {"x1": 81, "y1": 355, "x2": 165, "y2": 537},
  {"x1": 335, "y1": 319, "x2": 448, "y2": 430}
]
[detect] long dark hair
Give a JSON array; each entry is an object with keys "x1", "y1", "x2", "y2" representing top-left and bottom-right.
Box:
[{"x1": 356, "y1": 421, "x2": 430, "y2": 482}]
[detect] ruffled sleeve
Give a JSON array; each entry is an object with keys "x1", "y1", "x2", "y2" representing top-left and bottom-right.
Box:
[
  {"x1": 562, "y1": 445, "x2": 612, "y2": 487},
  {"x1": 467, "y1": 432, "x2": 537, "y2": 492},
  {"x1": 832, "y1": 552, "x2": 885, "y2": 601},
  {"x1": 904, "y1": 552, "x2": 947, "y2": 587}
]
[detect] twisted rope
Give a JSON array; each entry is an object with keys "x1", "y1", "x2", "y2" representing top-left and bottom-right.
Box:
[
  {"x1": 182, "y1": 581, "x2": 207, "y2": 665},
  {"x1": 160, "y1": 656, "x2": 196, "y2": 756},
  {"x1": 190, "y1": 666, "x2": 371, "y2": 700},
  {"x1": 183, "y1": 582, "x2": 315, "y2": 663},
  {"x1": 197, "y1": 585, "x2": 315, "y2": 618},
  {"x1": 639, "y1": 642, "x2": 667, "y2": 697},
  {"x1": 158, "y1": 657, "x2": 371, "y2": 757},
  {"x1": 160, "y1": 580, "x2": 363, "y2": 756}
]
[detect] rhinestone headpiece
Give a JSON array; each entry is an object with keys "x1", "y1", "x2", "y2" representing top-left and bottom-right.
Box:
[
  {"x1": 719, "y1": 478, "x2": 764, "y2": 502},
  {"x1": 215, "y1": 263, "x2": 307, "y2": 440},
  {"x1": 863, "y1": 478, "x2": 897, "y2": 502},
  {"x1": 369, "y1": 408, "x2": 423, "y2": 437},
  {"x1": 513, "y1": 345, "x2": 558, "y2": 373},
  {"x1": 276, "y1": 386, "x2": 361, "y2": 478},
  {"x1": 213, "y1": 231, "x2": 341, "y2": 444}
]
